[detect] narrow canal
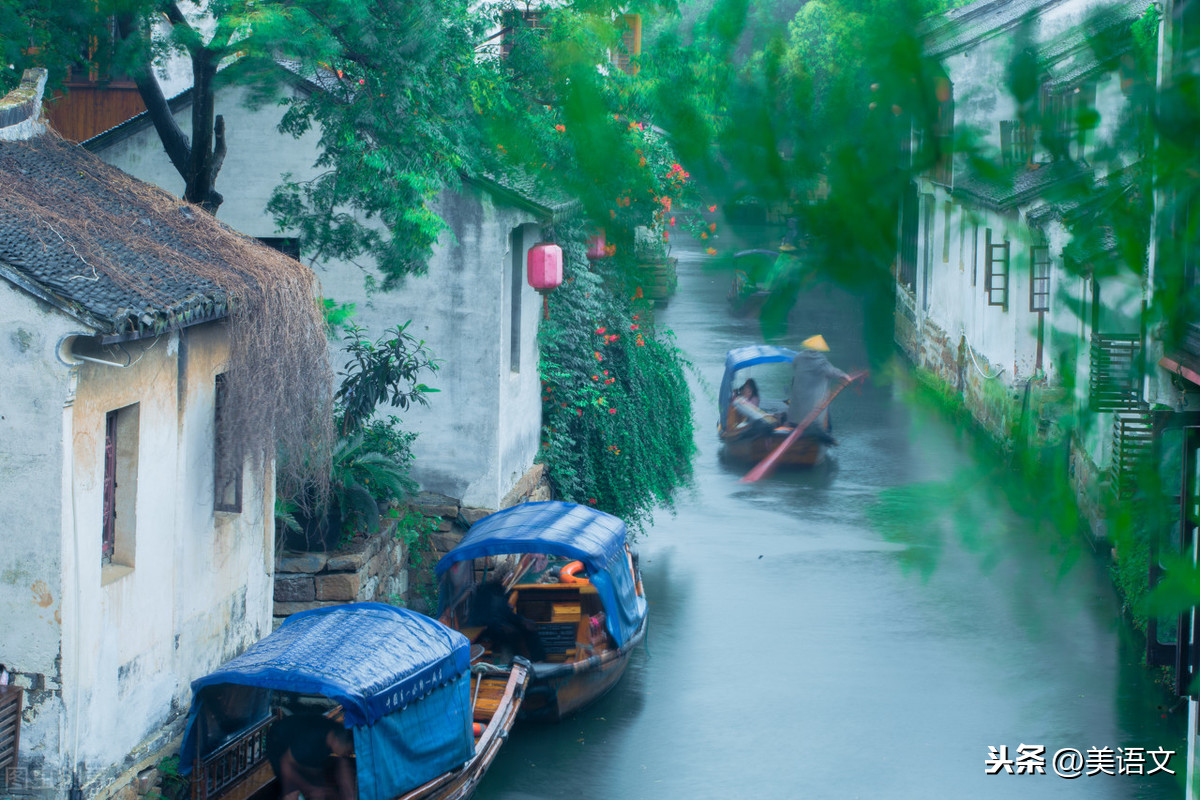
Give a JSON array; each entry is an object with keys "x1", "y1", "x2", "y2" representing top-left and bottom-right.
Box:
[{"x1": 475, "y1": 233, "x2": 1186, "y2": 799}]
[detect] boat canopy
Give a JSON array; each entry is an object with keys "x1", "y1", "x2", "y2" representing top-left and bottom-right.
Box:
[
  {"x1": 719, "y1": 345, "x2": 797, "y2": 428},
  {"x1": 179, "y1": 603, "x2": 474, "y2": 800},
  {"x1": 435, "y1": 501, "x2": 647, "y2": 647}
]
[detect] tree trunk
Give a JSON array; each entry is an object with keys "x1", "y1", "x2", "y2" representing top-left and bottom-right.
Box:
[{"x1": 119, "y1": 11, "x2": 226, "y2": 214}]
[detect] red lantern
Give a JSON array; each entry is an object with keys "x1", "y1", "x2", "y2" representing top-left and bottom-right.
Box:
[
  {"x1": 586, "y1": 230, "x2": 607, "y2": 260},
  {"x1": 527, "y1": 242, "x2": 563, "y2": 293},
  {"x1": 527, "y1": 242, "x2": 563, "y2": 319}
]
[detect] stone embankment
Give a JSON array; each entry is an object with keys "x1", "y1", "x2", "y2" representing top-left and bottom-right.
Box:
[{"x1": 273, "y1": 464, "x2": 551, "y2": 624}]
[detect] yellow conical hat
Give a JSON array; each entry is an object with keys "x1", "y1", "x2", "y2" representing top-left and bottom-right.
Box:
[{"x1": 801, "y1": 334, "x2": 830, "y2": 352}]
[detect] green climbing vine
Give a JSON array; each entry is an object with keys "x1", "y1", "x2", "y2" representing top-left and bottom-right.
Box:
[{"x1": 538, "y1": 222, "x2": 695, "y2": 534}]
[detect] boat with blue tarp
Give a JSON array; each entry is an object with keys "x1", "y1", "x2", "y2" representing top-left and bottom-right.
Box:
[
  {"x1": 180, "y1": 602, "x2": 528, "y2": 800},
  {"x1": 719, "y1": 344, "x2": 829, "y2": 466},
  {"x1": 436, "y1": 501, "x2": 647, "y2": 722}
]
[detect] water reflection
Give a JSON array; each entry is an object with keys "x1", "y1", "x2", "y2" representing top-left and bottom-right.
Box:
[{"x1": 475, "y1": 233, "x2": 1184, "y2": 799}]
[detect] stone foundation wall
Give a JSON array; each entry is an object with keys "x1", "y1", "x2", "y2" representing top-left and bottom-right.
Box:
[
  {"x1": 405, "y1": 464, "x2": 552, "y2": 612},
  {"x1": 272, "y1": 464, "x2": 553, "y2": 620},
  {"x1": 273, "y1": 521, "x2": 409, "y2": 625}
]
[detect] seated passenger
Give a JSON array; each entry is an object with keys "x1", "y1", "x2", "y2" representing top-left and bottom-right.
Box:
[
  {"x1": 725, "y1": 379, "x2": 777, "y2": 437},
  {"x1": 267, "y1": 713, "x2": 356, "y2": 800}
]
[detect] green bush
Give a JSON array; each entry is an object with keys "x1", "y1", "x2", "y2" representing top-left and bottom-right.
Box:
[{"x1": 538, "y1": 224, "x2": 695, "y2": 534}]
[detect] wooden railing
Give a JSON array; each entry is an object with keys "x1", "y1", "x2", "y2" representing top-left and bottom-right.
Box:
[
  {"x1": 192, "y1": 710, "x2": 278, "y2": 800},
  {"x1": 0, "y1": 685, "x2": 21, "y2": 774},
  {"x1": 1090, "y1": 333, "x2": 1141, "y2": 412}
]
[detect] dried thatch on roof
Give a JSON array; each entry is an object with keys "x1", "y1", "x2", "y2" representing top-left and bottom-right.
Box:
[{"x1": 0, "y1": 131, "x2": 333, "y2": 501}]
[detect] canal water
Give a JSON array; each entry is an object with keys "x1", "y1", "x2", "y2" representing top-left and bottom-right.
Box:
[{"x1": 475, "y1": 234, "x2": 1186, "y2": 799}]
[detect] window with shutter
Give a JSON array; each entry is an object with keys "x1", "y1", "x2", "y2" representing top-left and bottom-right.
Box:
[
  {"x1": 500, "y1": 10, "x2": 546, "y2": 60},
  {"x1": 999, "y1": 120, "x2": 1033, "y2": 167},
  {"x1": 984, "y1": 229, "x2": 1009, "y2": 309},
  {"x1": 214, "y1": 374, "x2": 243, "y2": 513},
  {"x1": 615, "y1": 14, "x2": 642, "y2": 75},
  {"x1": 1029, "y1": 245, "x2": 1051, "y2": 312},
  {"x1": 101, "y1": 404, "x2": 139, "y2": 573}
]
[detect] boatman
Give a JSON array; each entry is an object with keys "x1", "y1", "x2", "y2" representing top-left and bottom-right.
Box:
[{"x1": 786, "y1": 335, "x2": 849, "y2": 436}]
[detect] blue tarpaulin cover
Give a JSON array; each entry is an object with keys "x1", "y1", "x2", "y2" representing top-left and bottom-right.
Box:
[
  {"x1": 179, "y1": 603, "x2": 473, "y2": 799},
  {"x1": 718, "y1": 345, "x2": 797, "y2": 429},
  {"x1": 435, "y1": 501, "x2": 647, "y2": 647}
]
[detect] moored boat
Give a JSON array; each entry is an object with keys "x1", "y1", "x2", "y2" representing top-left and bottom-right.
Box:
[
  {"x1": 436, "y1": 501, "x2": 648, "y2": 722},
  {"x1": 719, "y1": 345, "x2": 830, "y2": 467},
  {"x1": 180, "y1": 603, "x2": 528, "y2": 800}
]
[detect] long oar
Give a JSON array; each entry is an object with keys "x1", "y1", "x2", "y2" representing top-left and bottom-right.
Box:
[{"x1": 741, "y1": 370, "x2": 868, "y2": 483}]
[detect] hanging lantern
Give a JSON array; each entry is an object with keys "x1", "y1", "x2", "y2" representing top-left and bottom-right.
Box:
[
  {"x1": 527, "y1": 242, "x2": 563, "y2": 293},
  {"x1": 527, "y1": 242, "x2": 563, "y2": 319},
  {"x1": 586, "y1": 229, "x2": 607, "y2": 260}
]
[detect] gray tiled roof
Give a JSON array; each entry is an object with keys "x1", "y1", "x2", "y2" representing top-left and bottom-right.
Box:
[
  {"x1": 953, "y1": 158, "x2": 1090, "y2": 210},
  {"x1": 924, "y1": 0, "x2": 1069, "y2": 58},
  {"x1": 466, "y1": 171, "x2": 583, "y2": 220},
  {"x1": 0, "y1": 134, "x2": 276, "y2": 337}
]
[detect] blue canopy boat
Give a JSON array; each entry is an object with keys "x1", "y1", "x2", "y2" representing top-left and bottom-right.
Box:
[
  {"x1": 719, "y1": 345, "x2": 828, "y2": 466},
  {"x1": 436, "y1": 502, "x2": 648, "y2": 721},
  {"x1": 180, "y1": 603, "x2": 528, "y2": 800}
]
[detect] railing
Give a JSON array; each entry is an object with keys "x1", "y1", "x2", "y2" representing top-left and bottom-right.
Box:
[
  {"x1": 1089, "y1": 333, "x2": 1141, "y2": 412},
  {"x1": 1110, "y1": 402, "x2": 1154, "y2": 501},
  {"x1": 0, "y1": 685, "x2": 21, "y2": 774},
  {"x1": 192, "y1": 710, "x2": 278, "y2": 800}
]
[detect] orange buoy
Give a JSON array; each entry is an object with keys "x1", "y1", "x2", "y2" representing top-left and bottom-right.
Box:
[
  {"x1": 560, "y1": 560, "x2": 590, "y2": 584},
  {"x1": 473, "y1": 722, "x2": 484, "y2": 737}
]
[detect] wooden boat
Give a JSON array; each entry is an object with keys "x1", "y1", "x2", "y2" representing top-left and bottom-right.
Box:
[
  {"x1": 727, "y1": 250, "x2": 777, "y2": 318},
  {"x1": 436, "y1": 501, "x2": 648, "y2": 722},
  {"x1": 719, "y1": 344, "x2": 831, "y2": 468},
  {"x1": 181, "y1": 603, "x2": 529, "y2": 800}
]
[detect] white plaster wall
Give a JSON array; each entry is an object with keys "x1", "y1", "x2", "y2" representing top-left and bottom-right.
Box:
[
  {"x1": 916, "y1": 0, "x2": 1143, "y2": 391},
  {"x1": 0, "y1": 280, "x2": 76, "y2": 771},
  {"x1": 55, "y1": 321, "x2": 271, "y2": 784},
  {"x1": 92, "y1": 84, "x2": 545, "y2": 509}
]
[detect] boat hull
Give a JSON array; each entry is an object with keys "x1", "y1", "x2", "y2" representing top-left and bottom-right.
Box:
[
  {"x1": 722, "y1": 432, "x2": 825, "y2": 466},
  {"x1": 518, "y1": 614, "x2": 648, "y2": 722}
]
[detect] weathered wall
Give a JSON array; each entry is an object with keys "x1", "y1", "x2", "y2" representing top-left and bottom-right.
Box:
[
  {"x1": 0, "y1": 309, "x2": 274, "y2": 798},
  {"x1": 0, "y1": 279, "x2": 74, "y2": 783},
  {"x1": 91, "y1": 84, "x2": 545, "y2": 510}
]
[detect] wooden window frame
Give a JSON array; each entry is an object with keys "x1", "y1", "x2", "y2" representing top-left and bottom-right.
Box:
[
  {"x1": 509, "y1": 227, "x2": 523, "y2": 374},
  {"x1": 102, "y1": 410, "x2": 118, "y2": 561},
  {"x1": 500, "y1": 9, "x2": 547, "y2": 60},
  {"x1": 999, "y1": 120, "x2": 1034, "y2": 167},
  {"x1": 101, "y1": 404, "x2": 139, "y2": 571},
  {"x1": 1029, "y1": 245, "x2": 1051, "y2": 312},
  {"x1": 984, "y1": 229, "x2": 1010, "y2": 309}
]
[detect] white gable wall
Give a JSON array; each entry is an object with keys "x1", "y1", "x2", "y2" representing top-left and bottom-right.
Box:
[{"x1": 1, "y1": 294, "x2": 273, "y2": 795}]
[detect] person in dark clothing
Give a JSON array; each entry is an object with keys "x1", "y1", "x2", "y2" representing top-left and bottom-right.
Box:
[
  {"x1": 266, "y1": 714, "x2": 356, "y2": 800},
  {"x1": 786, "y1": 335, "x2": 848, "y2": 442},
  {"x1": 469, "y1": 579, "x2": 547, "y2": 662}
]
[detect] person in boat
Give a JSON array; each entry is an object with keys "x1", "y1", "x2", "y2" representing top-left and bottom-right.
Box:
[
  {"x1": 785, "y1": 334, "x2": 848, "y2": 440},
  {"x1": 469, "y1": 576, "x2": 547, "y2": 662},
  {"x1": 266, "y1": 713, "x2": 357, "y2": 800},
  {"x1": 726, "y1": 379, "x2": 778, "y2": 439}
]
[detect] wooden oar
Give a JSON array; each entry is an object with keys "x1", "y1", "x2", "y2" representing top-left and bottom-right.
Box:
[{"x1": 740, "y1": 369, "x2": 868, "y2": 483}]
